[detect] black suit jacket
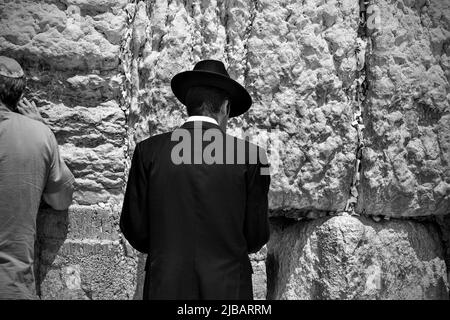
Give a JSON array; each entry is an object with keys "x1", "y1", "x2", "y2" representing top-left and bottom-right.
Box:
[{"x1": 120, "y1": 121, "x2": 270, "y2": 299}]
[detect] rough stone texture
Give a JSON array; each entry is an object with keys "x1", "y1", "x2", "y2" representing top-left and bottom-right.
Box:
[
  {"x1": 37, "y1": 208, "x2": 136, "y2": 299},
  {"x1": 357, "y1": 0, "x2": 450, "y2": 217},
  {"x1": 0, "y1": 0, "x2": 127, "y2": 70},
  {"x1": 267, "y1": 214, "x2": 449, "y2": 299},
  {"x1": 0, "y1": 0, "x2": 137, "y2": 299},
  {"x1": 1, "y1": 0, "x2": 449, "y2": 300},
  {"x1": 250, "y1": 246, "x2": 268, "y2": 300}
]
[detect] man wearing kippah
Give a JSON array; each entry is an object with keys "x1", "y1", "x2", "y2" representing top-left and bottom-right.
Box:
[{"x1": 0, "y1": 56, "x2": 75, "y2": 299}]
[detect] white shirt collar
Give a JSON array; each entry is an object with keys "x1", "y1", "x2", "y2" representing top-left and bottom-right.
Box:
[{"x1": 186, "y1": 115, "x2": 219, "y2": 125}]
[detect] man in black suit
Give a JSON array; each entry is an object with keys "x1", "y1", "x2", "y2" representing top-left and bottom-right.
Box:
[{"x1": 120, "y1": 60, "x2": 270, "y2": 300}]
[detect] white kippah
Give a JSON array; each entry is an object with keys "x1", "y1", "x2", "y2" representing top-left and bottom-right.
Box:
[{"x1": 0, "y1": 56, "x2": 25, "y2": 78}]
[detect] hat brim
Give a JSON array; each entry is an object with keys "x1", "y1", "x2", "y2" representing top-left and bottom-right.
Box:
[{"x1": 171, "y1": 70, "x2": 252, "y2": 117}]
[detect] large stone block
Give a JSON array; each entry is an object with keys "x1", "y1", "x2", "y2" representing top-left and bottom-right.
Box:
[
  {"x1": 60, "y1": 143, "x2": 126, "y2": 205},
  {"x1": 42, "y1": 101, "x2": 127, "y2": 206},
  {"x1": 37, "y1": 205, "x2": 120, "y2": 241},
  {"x1": 358, "y1": 0, "x2": 450, "y2": 216},
  {"x1": 0, "y1": 0, "x2": 131, "y2": 300},
  {"x1": 0, "y1": 0, "x2": 126, "y2": 70},
  {"x1": 36, "y1": 206, "x2": 131, "y2": 299},
  {"x1": 242, "y1": 0, "x2": 359, "y2": 213},
  {"x1": 0, "y1": 0, "x2": 128, "y2": 208},
  {"x1": 24, "y1": 69, "x2": 123, "y2": 108},
  {"x1": 37, "y1": 239, "x2": 137, "y2": 299},
  {"x1": 267, "y1": 214, "x2": 449, "y2": 299}
]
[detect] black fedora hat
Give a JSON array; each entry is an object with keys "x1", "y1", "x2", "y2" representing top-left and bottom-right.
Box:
[{"x1": 171, "y1": 59, "x2": 252, "y2": 117}]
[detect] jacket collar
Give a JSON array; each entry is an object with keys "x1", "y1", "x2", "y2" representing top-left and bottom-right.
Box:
[
  {"x1": 180, "y1": 120, "x2": 223, "y2": 132},
  {"x1": 186, "y1": 115, "x2": 218, "y2": 125}
]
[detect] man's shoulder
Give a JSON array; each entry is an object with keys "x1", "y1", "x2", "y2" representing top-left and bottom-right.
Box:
[
  {"x1": 7, "y1": 112, "x2": 52, "y2": 139},
  {"x1": 137, "y1": 131, "x2": 173, "y2": 150},
  {"x1": 136, "y1": 130, "x2": 269, "y2": 165},
  {"x1": 11, "y1": 111, "x2": 48, "y2": 128}
]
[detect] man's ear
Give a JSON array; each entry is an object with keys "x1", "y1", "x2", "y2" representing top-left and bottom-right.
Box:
[{"x1": 223, "y1": 100, "x2": 230, "y2": 116}]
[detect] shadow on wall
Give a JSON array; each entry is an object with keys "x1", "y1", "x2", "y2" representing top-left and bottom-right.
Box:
[
  {"x1": 266, "y1": 217, "x2": 296, "y2": 300},
  {"x1": 34, "y1": 202, "x2": 69, "y2": 298}
]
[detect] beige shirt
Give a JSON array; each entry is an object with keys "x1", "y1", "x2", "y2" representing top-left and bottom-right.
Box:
[{"x1": 0, "y1": 106, "x2": 74, "y2": 299}]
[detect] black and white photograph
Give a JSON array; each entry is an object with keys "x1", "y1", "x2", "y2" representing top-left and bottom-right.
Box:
[{"x1": 0, "y1": 0, "x2": 449, "y2": 312}]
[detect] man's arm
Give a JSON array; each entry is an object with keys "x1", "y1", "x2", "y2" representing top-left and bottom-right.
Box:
[
  {"x1": 43, "y1": 185, "x2": 74, "y2": 211},
  {"x1": 244, "y1": 147, "x2": 271, "y2": 254},
  {"x1": 42, "y1": 129, "x2": 75, "y2": 211},
  {"x1": 120, "y1": 143, "x2": 149, "y2": 253},
  {"x1": 18, "y1": 97, "x2": 75, "y2": 210}
]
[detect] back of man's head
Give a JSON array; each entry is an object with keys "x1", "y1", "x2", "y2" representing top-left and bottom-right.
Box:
[
  {"x1": 0, "y1": 75, "x2": 26, "y2": 111},
  {"x1": 0, "y1": 56, "x2": 26, "y2": 111},
  {"x1": 185, "y1": 86, "x2": 230, "y2": 118}
]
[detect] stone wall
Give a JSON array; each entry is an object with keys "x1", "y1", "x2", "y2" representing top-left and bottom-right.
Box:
[
  {"x1": 0, "y1": 0, "x2": 449, "y2": 299},
  {"x1": 358, "y1": 0, "x2": 450, "y2": 217},
  {"x1": 0, "y1": 0, "x2": 136, "y2": 299},
  {"x1": 267, "y1": 214, "x2": 448, "y2": 299}
]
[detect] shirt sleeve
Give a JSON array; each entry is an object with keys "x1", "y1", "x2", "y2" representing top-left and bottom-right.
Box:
[
  {"x1": 43, "y1": 129, "x2": 74, "y2": 194},
  {"x1": 120, "y1": 143, "x2": 150, "y2": 253}
]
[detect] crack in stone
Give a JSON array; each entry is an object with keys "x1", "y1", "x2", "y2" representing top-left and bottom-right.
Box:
[
  {"x1": 119, "y1": 1, "x2": 140, "y2": 180},
  {"x1": 270, "y1": 208, "x2": 336, "y2": 222},
  {"x1": 243, "y1": 0, "x2": 258, "y2": 90},
  {"x1": 343, "y1": 0, "x2": 371, "y2": 216},
  {"x1": 159, "y1": 0, "x2": 172, "y2": 53},
  {"x1": 240, "y1": 0, "x2": 258, "y2": 126},
  {"x1": 219, "y1": 0, "x2": 231, "y2": 66}
]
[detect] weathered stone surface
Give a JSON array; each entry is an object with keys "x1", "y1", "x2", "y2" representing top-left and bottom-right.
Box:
[
  {"x1": 124, "y1": 0, "x2": 359, "y2": 214},
  {"x1": 0, "y1": 0, "x2": 127, "y2": 70},
  {"x1": 250, "y1": 246, "x2": 268, "y2": 300},
  {"x1": 0, "y1": 0, "x2": 128, "y2": 207},
  {"x1": 251, "y1": 260, "x2": 267, "y2": 300},
  {"x1": 24, "y1": 70, "x2": 123, "y2": 108},
  {"x1": 37, "y1": 239, "x2": 137, "y2": 299},
  {"x1": 35, "y1": 205, "x2": 134, "y2": 299},
  {"x1": 357, "y1": 0, "x2": 450, "y2": 216},
  {"x1": 267, "y1": 214, "x2": 449, "y2": 299},
  {"x1": 0, "y1": 0, "x2": 132, "y2": 299},
  {"x1": 37, "y1": 206, "x2": 120, "y2": 241}
]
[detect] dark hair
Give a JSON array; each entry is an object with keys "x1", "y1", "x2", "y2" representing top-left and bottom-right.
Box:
[
  {"x1": 185, "y1": 86, "x2": 230, "y2": 117},
  {"x1": 0, "y1": 74, "x2": 26, "y2": 110}
]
